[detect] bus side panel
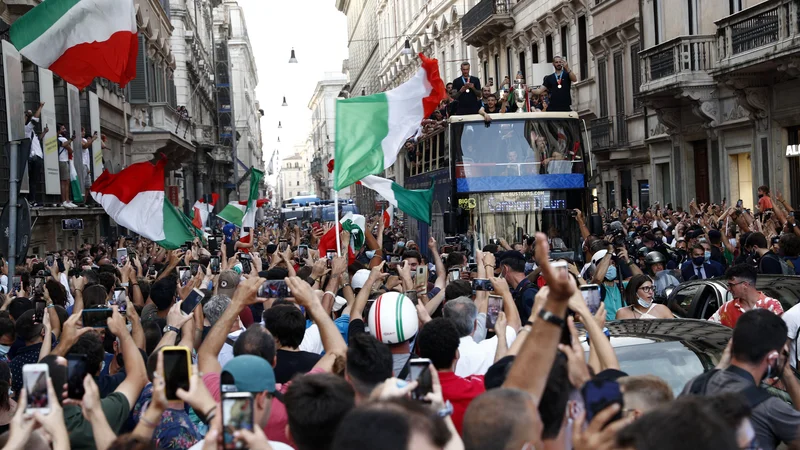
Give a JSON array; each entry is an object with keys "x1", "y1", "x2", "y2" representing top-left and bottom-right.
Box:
[{"x1": 407, "y1": 168, "x2": 449, "y2": 251}]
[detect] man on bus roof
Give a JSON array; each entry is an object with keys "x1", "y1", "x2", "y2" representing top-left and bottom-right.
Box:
[{"x1": 530, "y1": 56, "x2": 578, "y2": 112}]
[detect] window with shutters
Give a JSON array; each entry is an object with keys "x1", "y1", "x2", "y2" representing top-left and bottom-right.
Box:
[
  {"x1": 578, "y1": 16, "x2": 588, "y2": 79},
  {"x1": 631, "y1": 43, "x2": 642, "y2": 112},
  {"x1": 129, "y1": 35, "x2": 148, "y2": 102},
  {"x1": 147, "y1": 60, "x2": 156, "y2": 102},
  {"x1": 546, "y1": 35, "x2": 554, "y2": 62},
  {"x1": 155, "y1": 67, "x2": 165, "y2": 102},
  {"x1": 597, "y1": 59, "x2": 608, "y2": 118}
]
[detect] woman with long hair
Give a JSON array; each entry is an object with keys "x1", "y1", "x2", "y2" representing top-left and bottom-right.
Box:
[
  {"x1": 616, "y1": 274, "x2": 673, "y2": 319},
  {"x1": 0, "y1": 361, "x2": 17, "y2": 434}
]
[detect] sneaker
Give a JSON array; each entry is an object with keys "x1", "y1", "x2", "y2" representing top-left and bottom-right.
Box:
[{"x1": 64, "y1": 201, "x2": 77, "y2": 208}]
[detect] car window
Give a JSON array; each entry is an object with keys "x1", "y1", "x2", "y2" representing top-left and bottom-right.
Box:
[
  {"x1": 669, "y1": 284, "x2": 703, "y2": 317},
  {"x1": 606, "y1": 341, "x2": 715, "y2": 396},
  {"x1": 698, "y1": 286, "x2": 721, "y2": 320}
]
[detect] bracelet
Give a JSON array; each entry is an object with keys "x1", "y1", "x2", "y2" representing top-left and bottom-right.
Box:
[
  {"x1": 323, "y1": 291, "x2": 336, "y2": 298},
  {"x1": 538, "y1": 309, "x2": 565, "y2": 328},
  {"x1": 342, "y1": 283, "x2": 351, "y2": 288},
  {"x1": 485, "y1": 264, "x2": 495, "y2": 269},
  {"x1": 139, "y1": 415, "x2": 158, "y2": 428},
  {"x1": 524, "y1": 320, "x2": 534, "y2": 327}
]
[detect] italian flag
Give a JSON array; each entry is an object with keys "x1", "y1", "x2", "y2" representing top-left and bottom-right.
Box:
[
  {"x1": 239, "y1": 168, "x2": 265, "y2": 243},
  {"x1": 383, "y1": 205, "x2": 394, "y2": 228},
  {"x1": 318, "y1": 213, "x2": 366, "y2": 265},
  {"x1": 69, "y1": 159, "x2": 83, "y2": 203},
  {"x1": 360, "y1": 175, "x2": 433, "y2": 225},
  {"x1": 333, "y1": 54, "x2": 445, "y2": 190},
  {"x1": 217, "y1": 199, "x2": 269, "y2": 227},
  {"x1": 10, "y1": 0, "x2": 138, "y2": 90},
  {"x1": 191, "y1": 194, "x2": 219, "y2": 230},
  {"x1": 90, "y1": 159, "x2": 202, "y2": 249}
]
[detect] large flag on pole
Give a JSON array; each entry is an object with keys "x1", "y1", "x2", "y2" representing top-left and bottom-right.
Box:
[
  {"x1": 360, "y1": 175, "x2": 433, "y2": 225},
  {"x1": 240, "y1": 168, "x2": 265, "y2": 243},
  {"x1": 90, "y1": 159, "x2": 202, "y2": 249},
  {"x1": 191, "y1": 194, "x2": 219, "y2": 230},
  {"x1": 217, "y1": 198, "x2": 269, "y2": 227},
  {"x1": 334, "y1": 54, "x2": 445, "y2": 190},
  {"x1": 10, "y1": 0, "x2": 138, "y2": 89},
  {"x1": 318, "y1": 213, "x2": 366, "y2": 265}
]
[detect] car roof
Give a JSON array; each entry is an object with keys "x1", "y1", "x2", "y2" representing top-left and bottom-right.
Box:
[
  {"x1": 602, "y1": 319, "x2": 731, "y2": 351},
  {"x1": 677, "y1": 275, "x2": 800, "y2": 311}
]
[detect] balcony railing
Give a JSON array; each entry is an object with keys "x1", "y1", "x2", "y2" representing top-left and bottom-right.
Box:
[
  {"x1": 408, "y1": 128, "x2": 447, "y2": 178},
  {"x1": 591, "y1": 114, "x2": 628, "y2": 151},
  {"x1": 716, "y1": 0, "x2": 798, "y2": 62},
  {"x1": 640, "y1": 35, "x2": 717, "y2": 83},
  {"x1": 461, "y1": 0, "x2": 514, "y2": 47}
]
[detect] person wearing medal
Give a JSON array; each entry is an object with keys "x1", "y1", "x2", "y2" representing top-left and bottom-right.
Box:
[
  {"x1": 452, "y1": 62, "x2": 483, "y2": 115},
  {"x1": 530, "y1": 56, "x2": 577, "y2": 112}
]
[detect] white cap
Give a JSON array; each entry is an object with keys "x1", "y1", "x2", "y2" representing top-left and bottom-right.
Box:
[
  {"x1": 332, "y1": 296, "x2": 348, "y2": 312},
  {"x1": 352, "y1": 269, "x2": 371, "y2": 290},
  {"x1": 591, "y1": 249, "x2": 608, "y2": 264}
]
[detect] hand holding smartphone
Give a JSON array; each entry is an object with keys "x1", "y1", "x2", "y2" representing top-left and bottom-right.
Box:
[
  {"x1": 23, "y1": 363, "x2": 50, "y2": 414},
  {"x1": 162, "y1": 346, "x2": 191, "y2": 400},
  {"x1": 408, "y1": 359, "x2": 434, "y2": 402},
  {"x1": 222, "y1": 392, "x2": 254, "y2": 450}
]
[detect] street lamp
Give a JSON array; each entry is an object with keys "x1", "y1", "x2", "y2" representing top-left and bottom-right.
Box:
[
  {"x1": 277, "y1": 136, "x2": 281, "y2": 143},
  {"x1": 289, "y1": 48, "x2": 298, "y2": 63},
  {"x1": 282, "y1": 96, "x2": 288, "y2": 106},
  {"x1": 401, "y1": 38, "x2": 413, "y2": 56},
  {"x1": 278, "y1": 121, "x2": 282, "y2": 128}
]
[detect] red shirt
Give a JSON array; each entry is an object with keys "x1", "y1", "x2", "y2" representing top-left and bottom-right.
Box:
[
  {"x1": 709, "y1": 292, "x2": 784, "y2": 328},
  {"x1": 438, "y1": 371, "x2": 486, "y2": 435}
]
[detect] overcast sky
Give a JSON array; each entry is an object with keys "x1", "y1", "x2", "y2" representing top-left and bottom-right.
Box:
[{"x1": 236, "y1": 0, "x2": 349, "y2": 174}]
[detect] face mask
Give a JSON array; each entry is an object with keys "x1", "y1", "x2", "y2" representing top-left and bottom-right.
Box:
[
  {"x1": 627, "y1": 208, "x2": 633, "y2": 216},
  {"x1": 729, "y1": 238, "x2": 737, "y2": 247},
  {"x1": 605, "y1": 266, "x2": 617, "y2": 281},
  {"x1": 704, "y1": 250, "x2": 711, "y2": 261},
  {"x1": 0, "y1": 345, "x2": 10, "y2": 357},
  {"x1": 634, "y1": 238, "x2": 642, "y2": 245},
  {"x1": 637, "y1": 297, "x2": 652, "y2": 308},
  {"x1": 628, "y1": 232, "x2": 635, "y2": 238},
  {"x1": 365, "y1": 250, "x2": 376, "y2": 259},
  {"x1": 397, "y1": 241, "x2": 405, "y2": 248},
  {"x1": 692, "y1": 256, "x2": 705, "y2": 266}
]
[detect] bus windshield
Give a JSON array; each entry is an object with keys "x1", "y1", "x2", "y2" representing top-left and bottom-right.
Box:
[{"x1": 452, "y1": 117, "x2": 586, "y2": 192}]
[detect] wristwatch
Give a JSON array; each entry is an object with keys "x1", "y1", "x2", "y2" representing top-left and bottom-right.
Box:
[
  {"x1": 437, "y1": 400, "x2": 454, "y2": 418},
  {"x1": 163, "y1": 325, "x2": 180, "y2": 334},
  {"x1": 538, "y1": 309, "x2": 565, "y2": 328}
]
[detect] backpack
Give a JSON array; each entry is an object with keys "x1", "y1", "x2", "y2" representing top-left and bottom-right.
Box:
[
  {"x1": 760, "y1": 253, "x2": 793, "y2": 275},
  {"x1": 684, "y1": 369, "x2": 772, "y2": 409},
  {"x1": 785, "y1": 256, "x2": 800, "y2": 276}
]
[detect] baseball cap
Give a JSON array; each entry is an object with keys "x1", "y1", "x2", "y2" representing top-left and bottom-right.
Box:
[
  {"x1": 15, "y1": 309, "x2": 43, "y2": 342},
  {"x1": 332, "y1": 296, "x2": 348, "y2": 312},
  {"x1": 351, "y1": 269, "x2": 371, "y2": 290},
  {"x1": 218, "y1": 270, "x2": 240, "y2": 298},
  {"x1": 222, "y1": 223, "x2": 237, "y2": 240},
  {"x1": 591, "y1": 249, "x2": 608, "y2": 264},
  {"x1": 221, "y1": 355, "x2": 279, "y2": 396}
]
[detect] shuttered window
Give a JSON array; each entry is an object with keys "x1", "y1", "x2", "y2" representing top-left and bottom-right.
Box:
[{"x1": 129, "y1": 34, "x2": 147, "y2": 102}]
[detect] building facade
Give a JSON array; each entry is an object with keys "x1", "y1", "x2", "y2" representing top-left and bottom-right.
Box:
[
  {"x1": 308, "y1": 72, "x2": 350, "y2": 200},
  {"x1": 637, "y1": 0, "x2": 800, "y2": 210},
  {"x1": 336, "y1": 0, "x2": 381, "y2": 97},
  {"x1": 276, "y1": 153, "x2": 311, "y2": 204}
]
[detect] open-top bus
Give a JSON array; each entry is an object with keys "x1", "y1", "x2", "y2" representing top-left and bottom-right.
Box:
[{"x1": 404, "y1": 111, "x2": 592, "y2": 258}]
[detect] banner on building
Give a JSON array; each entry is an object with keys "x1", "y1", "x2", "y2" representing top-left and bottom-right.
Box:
[
  {"x1": 39, "y1": 68, "x2": 60, "y2": 195},
  {"x1": 89, "y1": 92, "x2": 103, "y2": 180},
  {"x1": 67, "y1": 84, "x2": 83, "y2": 197}
]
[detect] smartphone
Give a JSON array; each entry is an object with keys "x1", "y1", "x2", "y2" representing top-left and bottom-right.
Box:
[
  {"x1": 12, "y1": 276, "x2": 21, "y2": 293},
  {"x1": 34, "y1": 276, "x2": 45, "y2": 293},
  {"x1": 416, "y1": 266, "x2": 428, "y2": 292},
  {"x1": 472, "y1": 278, "x2": 493, "y2": 291},
  {"x1": 82, "y1": 308, "x2": 113, "y2": 328},
  {"x1": 297, "y1": 245, "x2": 308, "y2": 260},
  {"x1": 582, "y1": 379, "x2": 624, "y2": 423},
  {"x1": 210, "y1": 256, "x2": 221, "y2": 274},
  {"x1": 487, "y1": 295, "x2": 503, "y2": 330},
  {"x1": 266, "y1": 244, "x2": 278, "y2": 255},
  {"x1": 408, "y1": 358, "x2": 433, "y2": 401},
  {"x1": 181, "y1": 288, "x2": 204, "y2": 315},
  {"x1": 162, "y1": 346, "x2": 192, "y2": 400},
  {"x1": 190, "y1": 260, "x2": 200, "y2": 276},
  {"x1": 222, "y1": 392, "x2": 254, "y2": 450},
  {"x1": 46, "y1": 254, "x2": 54, "y2": 266},
  {"x1": 580, "y1": 284, "x2": 602, "y2": 315},
  {"x1": 468, "y1": 263, "x2": 478, "y2": 273},
  {"x1": 448, "y1": 269, "x2": 461, "y2": 283},
  {"x1": 67, "y1": 354, "x2": 88, "y2": 400},
  {"x1": 259, "y1": 280, "x2": 290, "y2": 298},
  {"x1": 238, "y1": 254, "x2": 252, "y2": 274},
  {"x1": 279, "y1": 240, "x2": 288, "y2": 252},
  {"x1": 33, "y1": 301, "x2": 45, "y2": 323},
  {"x1": 23, "y1": 364, "x2": 50, "y2": 413},
  {"x1": 326, "y1": 250, "x2": 337, "y2": 260},
  {"x1": 736, "y1": 199, "x2": 743, "y2": 208},
  {"x1": 147, "y1": 267, "x2": 158, "y2": 278},
  {"x1": 389, "y1": 255, "x2": 401, "y2": 264},
  {"x1": 116, "y1": 248, "x2": 128, "y2": 266},
  {"x1": 311, "y1": 221, "x2": 321, "y2": 232},
  {"x1": 550, "y1": 260, "x2": 568, "y2": 270},
  {"x1": 177, "y1": 266, "x2": 191, "y2": 285}
]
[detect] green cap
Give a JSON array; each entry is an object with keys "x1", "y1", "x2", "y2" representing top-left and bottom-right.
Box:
[{"x1": 222, "y1": 355, "x2": 277, "y2": 394}]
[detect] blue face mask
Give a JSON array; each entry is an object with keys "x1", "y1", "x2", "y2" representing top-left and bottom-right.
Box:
[
  {"x1": 0, "y1": 345, "x2": 10, "y2": 357},
  {"x1": 704, "y1": 250, "x2": 711, "y2": 261},
  {"x1": 605, "y1": 266, "x2": 617, "y2": 281},
  {"x1": 366, "y1": 250, "x2": 376, "y2": 259},
  {"x1": 397, "y1": 241, "x2": 406, "y2": 248}
]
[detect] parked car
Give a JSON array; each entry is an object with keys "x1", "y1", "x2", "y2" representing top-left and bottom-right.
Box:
[
  {"x1": 663, "y1": 275, "x2": 800, "y2": 320},
  {"x1": 581, "y1": 319, "x2": 729, "y2": 396}
]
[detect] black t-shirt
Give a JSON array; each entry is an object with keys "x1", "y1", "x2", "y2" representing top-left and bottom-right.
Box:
[
  {"x1": 273, "y1": 349, "x2": 322, "y2": 384},
  {"x1": 225, "y1": 240, "x2": 236, "y2": 258},
  {"x1": 542, "y1": 72, "x2": 572, "y2": 112},
  {"x1": 452, "y1": 76, "x2": 482, "y2": 115},
  {"x1": 759, "y1": 251, "x2": 785, "y2": 275}
]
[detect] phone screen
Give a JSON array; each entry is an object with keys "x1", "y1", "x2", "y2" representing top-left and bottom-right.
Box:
[
  {"x1": 23, "y1": 365, "x2": 49, "y2": 412},
  {"x1": 162, "y1": 349, "x2": 190, "y2": 400},
  {"x1": 82, "y1": 308, "x2": 113, "y2": 328},
  {"x1": 112, "y1": 288, "x2": 127, "y2": 313},
  {"x1": 67, "y1": 355, "x2": 88, "y2": 399},
  {"x1": 12, "y1": 276, "x2": 21, "y2": 292},
  {"x1": 259, "y1": 280, "x2": 290, "y2": 298},
  {"x1": 408, "y1": 360, "x2": 433, "y2": 401},
  {"x1": 190, "y1": 261, "x2": 199, "y2": 276},
  {"x1": 178, "y1": 267, "x2": 191, "y2": 286},
  {"x1": 116, "y1": 248, "x2": 128, "y2": 266},
  {"x1": 34, "y1": 302, "x2": 45, "y2": 323},
  {"x1": 298, "y1": 245, "x2": 308, "y2": 259},
  {"x1": 487, "y1": 295, "x2": 503, "y2": 330},
  {"x1": 222, "y1": 394, "x2": 254, "y2": 450},
  {"x1": 472, "y1": 278, "x2": 493, "y2": 291},
  {"x1": 581, "y1": 285, "x2": 602, "y2": 315},
  {"x1": 279, "y1": 240, "x2": 288, "y2": 252},
  {"x1": 181, "y1": 289, "x2": 204, "y2": 315},
  {"x1": 326, "y1": 250, "x2": 337, "y2": 260},
  {"x1": 448, "y1": 269, "x2": 461, "y2": 283},
  {"x1": 210, "y1": 257, "x2": 220, "y2": 274}
]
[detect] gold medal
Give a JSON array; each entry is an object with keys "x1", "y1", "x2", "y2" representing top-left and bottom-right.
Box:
[
  {"x1": 466, "y1": 89, "x2": 470, "y2": 93},
  {"x1": 558, "y1": 85, "x2": 562, "y2": 89}
]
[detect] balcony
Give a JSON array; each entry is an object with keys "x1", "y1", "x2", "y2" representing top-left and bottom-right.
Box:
[
  {"x1": 639, "y1": 35, "x2": 717, "y2": 95},
  {"x1": 4, "y1": 0, "x2": 37, "y2": 17},
  {"x1": 462, "y1": 0, "x2": 515, "y2": 47},
  {"x1": 590, "y1": 114, "x2": 628, "y2": 152},
  {"x1": 129, "y1": 103, "x2": 196, "y2": 170},
  {"x1": 715, "y1": 0, "x2": 800, "y2": 74}
]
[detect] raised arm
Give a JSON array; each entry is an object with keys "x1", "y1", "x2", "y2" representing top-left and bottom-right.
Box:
[
  {"x1": 351, "y1": 263, "x2": 385, "y2": 323},
  {"x1": 107, "y1": 306, "x2": 148, "y2": 408},
  {"x1": 427, "y1": 237, "x2": 446, "y2": 291},
  {"x1": 286, "y1": 276, "x2": 347, "y2": 372}
]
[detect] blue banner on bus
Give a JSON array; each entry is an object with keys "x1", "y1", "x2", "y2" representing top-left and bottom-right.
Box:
[{"x1": 456, "y1": 173, "x2": 585, "y2": 193}]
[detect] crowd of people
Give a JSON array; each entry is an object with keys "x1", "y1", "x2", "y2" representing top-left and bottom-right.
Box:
[{"x1": 0, "y1": 198, "x2": 795, "y2": 450}]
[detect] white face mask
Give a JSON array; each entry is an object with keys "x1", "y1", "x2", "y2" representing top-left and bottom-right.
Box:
[
  {"x1": 637, "y1": 297, "x2": 652, "y2": 308},
  {"x1": 729, "y1": 238, "x2": 738, "y2": 247},
  {"x1": 365, "y1": 250, "x2": 376, "y2": 259}
]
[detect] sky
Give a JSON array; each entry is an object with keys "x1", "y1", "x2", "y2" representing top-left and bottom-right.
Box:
[{"x1": 236, "y1": 0, "x2": 349, "y2": 175}]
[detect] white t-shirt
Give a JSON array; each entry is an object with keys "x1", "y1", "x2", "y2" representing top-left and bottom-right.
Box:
[
  {"x1": 81, "y1": 139, "x2": 90, "y2": 167},
  {"x1": 0, "y1": 275, "x2": 7, "y2": 294},
  {"x1": 25, "y1": 117, "x2": 43, "y2": 159},
  {"x1": 784, "y1": 303, "x2": 800, "y2": 368},
  {"x1": 299, "y1": 323, "x2": 323, "y2": 354},
  {"x1": 57, "y1": 136, "x2": 69, "y2": 162},
  {"x1": 454, "y1": 326, "x2": 518, "y2": 377},
  {"x1": 218, "y1": 328, "x2": 245, "y2": 367}
]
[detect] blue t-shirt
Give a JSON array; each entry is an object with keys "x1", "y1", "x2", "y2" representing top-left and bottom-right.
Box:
[{"x1": 602, "y1": 284, "x2": 624, "y2": 321}]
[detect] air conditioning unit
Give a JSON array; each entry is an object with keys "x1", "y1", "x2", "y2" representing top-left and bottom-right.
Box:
[
  {"x1": 198, "y1": 60, "x2": 205, "y2": 68},
  {"x1": 185, "y1": 30, "x2": 194, "y2": 41}
]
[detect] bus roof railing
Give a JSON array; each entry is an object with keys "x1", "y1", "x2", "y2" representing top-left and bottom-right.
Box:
[{"x1": 448, "y1": 111, "x2": 580, "y2": 123}]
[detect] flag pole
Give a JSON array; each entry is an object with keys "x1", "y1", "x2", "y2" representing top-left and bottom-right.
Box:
[{"x1": 334, "y1": 189, "x2": 341, "y2": 257}]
